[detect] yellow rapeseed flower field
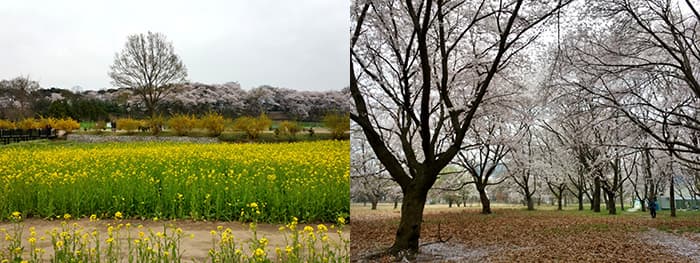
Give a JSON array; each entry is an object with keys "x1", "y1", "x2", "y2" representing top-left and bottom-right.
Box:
[{"x1": 0, "y1": 141, "x2": 349, "y2": 222}]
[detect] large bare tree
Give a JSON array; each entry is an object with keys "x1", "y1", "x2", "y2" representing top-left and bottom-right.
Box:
[
  {"x1": 109, "y1": 31, "x2": 187, "y2": 117},
  {"x1": 350, "y1": 0, "x2": 572, "y2": 257},
  {"x1": 0, "y1": 76, "x2": 39, "y2": 120}
]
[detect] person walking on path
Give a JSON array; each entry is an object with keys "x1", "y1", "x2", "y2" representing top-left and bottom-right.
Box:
[{"x1": 648, "y1": 198, "x2": 657, "y2": 218}]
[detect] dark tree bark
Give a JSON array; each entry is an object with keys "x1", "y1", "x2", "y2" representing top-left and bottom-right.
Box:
[
  {"x1": 389, "y1": 185, "x2": 429, "y2": 256},
  {"x1": 620, "y1": 190, "x2": 625, "y2": 211},
  {"x1": 670, "y1": 173, "x2": 676, "y2": 217},
  {"x1": 605, "y1": 189, "x2": 616, "y2": 215},
  {"x1": 593, "y1": 177, "x2": 601, "y2": 212},
  {"x1": 547, "y1": 180, "x2": 566, "y2": 210},
  {"x1": 526, "y1": 194, "x2": 535, "y2": 211},
  {"x1": 577, "y1": 193, "x2": 584, "y2": 211},
  {"x1": 477, "y1": 186, "x2": 491, "y2": 214}
]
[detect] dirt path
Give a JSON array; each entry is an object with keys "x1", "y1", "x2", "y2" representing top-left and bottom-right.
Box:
[
  {"x1": 637, "y1": 228, "x2": 700, "y2": 262},
  {"x1": 0, "y1": 218, "x2": 349, "y2": 262}
]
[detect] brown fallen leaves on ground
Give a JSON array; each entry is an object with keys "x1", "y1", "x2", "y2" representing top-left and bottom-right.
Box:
[{"x1": 351, "y1": 207, "x2": 700, "y2": 262}]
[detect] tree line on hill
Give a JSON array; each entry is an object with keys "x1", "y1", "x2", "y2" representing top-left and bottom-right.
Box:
[{"x1": 0, "y1": 77, "x2": 350, "y2": 123}]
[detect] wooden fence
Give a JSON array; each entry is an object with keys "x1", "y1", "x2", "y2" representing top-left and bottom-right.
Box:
[{"x1": 0, "y1": 128, "x2": 56, "y2": 145}]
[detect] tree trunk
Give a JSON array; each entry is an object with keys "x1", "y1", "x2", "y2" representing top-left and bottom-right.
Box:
[
  {"x1": 670, "y1": 177, "x2": 676, "y2": 217},
  {"x1": 603, "y1": 188, "x2": 609, "y2": 211},
  {"x1": 526, "y1": 195, "x2": 535, "y2": 210},
  {"x1": 557, "y1": 194, "x2": 563, "y2": 211},
  {"x1": 620, "y1": 191, "x2": 625, "y2": 211},
  {"x1": 641, "y1": 184, "x2": 647, "y2": 212},
  {"x1": 394, "y1": 200, "x2": 399, "y2": 209},
  {"x1": 593, "y1": 177, "x2": 601, "y2": 213},
  {"x1": 448, "y1": 199, "x2": 453, "y2": 208},
  {"x1": 388, "y1": 187, "x2": 429, "y2": 257},
  {"x1": 478, "y1": 187, "x2": 491, "y2": 214},
  {"x1": 371, "y1": 200, "x2": 378, "y2": 210},
  {"x1": 578, "y1": 193, "x2": 584, "y2": 211},
  {"x1": 607, "y1": 190, "x2": 616, "y2": 215}
]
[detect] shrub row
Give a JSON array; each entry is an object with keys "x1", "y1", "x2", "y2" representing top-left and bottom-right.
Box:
[{"x1": 0, "y1": 117, "x2": 80, "y2": 133}]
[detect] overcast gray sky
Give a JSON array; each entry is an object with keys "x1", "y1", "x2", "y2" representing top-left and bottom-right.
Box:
[{"x1": 0, "y1": 0, "x2": 349, "y2": 91}]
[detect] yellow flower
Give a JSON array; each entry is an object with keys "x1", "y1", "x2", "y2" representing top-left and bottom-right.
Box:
[
  {"x1": 259, "y1": 237, "x2": 269, "y2": 247},
  {"x1": 28, "y1": 237, "x2": 36, "y2": 245},
  {"x1": 56, "y1": 240, "x2": 64, "y2": 248},
  {"x1": 278, "y1": 226, "x2": 286, "y2": 232},
  {"x1": 254, "y1": 248, "x2": 265, "y2": 257},
  {"x1": 106, "y1": 237, "x2": 114, "y2": 244},
  {"x1": 89, "y1": 214, "x2": 97, "y2": 221},
  {"x1": 337, "y1": 217, "x2": 346, "y2": 225},
  {"x1": 285, "y1": 245, "x2": 293, "y2": 254},
  {"x1": 114, "y1": 211, "x2": 123, "y2": 220},
  {"x1": 249, "y1": 202, "x2": 258, "y2": 208},
  {"x1": 317, "y1": 224, "x2": 328, "y2": 232},
  {"x1": 304, "y1": 226, "x2": 314, "y2": 233},
  {"x1": 63, "y1": 213, "x2": 71, "y2": 220},
  {"x1": 11, "y1": 211, "x2": 20, "y2": 218}
]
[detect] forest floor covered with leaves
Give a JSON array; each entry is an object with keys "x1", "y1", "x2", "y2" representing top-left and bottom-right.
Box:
[{"x1": 351, "y1": 204, "x2": 700, "y2": 262}]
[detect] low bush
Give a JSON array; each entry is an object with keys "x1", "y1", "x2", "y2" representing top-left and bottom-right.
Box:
[
  {"x1": 147, "y1": 115, "x2": 165, "y2": 135},
  {"x1": 323, "y1": 113, "x2": 350, "y2": 140},
  {"x1": 168, "y1": 114, "x2": 197, "y2": 136},
  {"x1": 116, "y1": 118, "x2": 142, "y2": 134},
  {"x1": 199, "y1": 112, "x2": 226, "y2": 137},
  {"x1": 279, "y1": 121, "x2": 301, "y2": 137},
  {"x1": 0, "y1": 119, "x2": 15, "y2": 130},
  {"x1": 16, "y1": 119, "x2": 40, "y2": 130},
  {"x1": 52, "y1": 118, "x2": 81, "y2": 133},
  {"x1": 232, "y1": 113, "x2": 271, "y2": 140}
]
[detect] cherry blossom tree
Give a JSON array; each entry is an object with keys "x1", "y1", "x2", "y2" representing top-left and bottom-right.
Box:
[{"x1": 350, "y1": 0, "x2": 572, "y2": 256}]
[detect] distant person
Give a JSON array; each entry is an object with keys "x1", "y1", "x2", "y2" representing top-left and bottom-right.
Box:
[
  {"x1": 44, "y1": 124, "x2": 52, "y2": 137},
  {"x1": 648, "y1": 198, "x2": 657, "y2": 218}
]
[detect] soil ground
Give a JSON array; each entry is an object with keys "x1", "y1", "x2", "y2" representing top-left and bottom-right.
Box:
[
  {"x1": 351, "y1": 203, "x2": 700, "y2": 262},
  {"x1": 0, "y1": 218, "x2": 350, "y2": 262}
]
